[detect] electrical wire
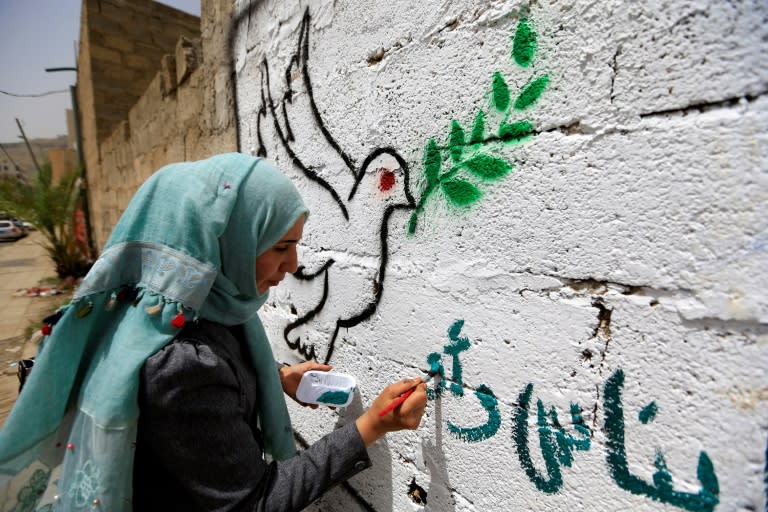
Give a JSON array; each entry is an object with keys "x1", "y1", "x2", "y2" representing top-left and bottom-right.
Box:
[{"x1": 0, "y1": 89, "x2": 69, "y2": 98}]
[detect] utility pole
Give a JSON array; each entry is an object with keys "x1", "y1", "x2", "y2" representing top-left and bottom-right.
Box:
[
  {"x1": 45, "y1": 66, "x2": 96, "y2": 259},
  {"x1": 15, "y1": 118, "x2": 42, "y2": 173}
]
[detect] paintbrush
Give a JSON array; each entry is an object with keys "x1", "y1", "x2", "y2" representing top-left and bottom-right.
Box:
[{"x1": 378, "y1": 370, "x2": 437, "y2": 417}]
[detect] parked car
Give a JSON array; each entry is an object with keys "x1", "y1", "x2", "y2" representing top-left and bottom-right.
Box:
[
  {"x1": 12, "y1": 220, "x2": 28, "y2": 236},
  {"x1": 0, "y1": 220, "x2": 26, "y2": 241}
]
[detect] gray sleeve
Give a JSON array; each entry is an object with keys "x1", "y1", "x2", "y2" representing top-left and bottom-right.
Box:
[
  {"x1": 258, "y1": 422, "x2": 371, "y2": 512},
  {"x1": 139, "y1": 339, "x2": 371, "y2": 512}
]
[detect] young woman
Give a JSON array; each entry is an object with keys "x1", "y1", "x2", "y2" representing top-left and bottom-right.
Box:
[{"x1": 0, "y1": 153, "x2": 427, "y2": 511}]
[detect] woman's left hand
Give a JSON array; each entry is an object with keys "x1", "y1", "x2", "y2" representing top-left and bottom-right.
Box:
[{"x1": 279, "y1": 361, "x2": 332, "y2": 408}]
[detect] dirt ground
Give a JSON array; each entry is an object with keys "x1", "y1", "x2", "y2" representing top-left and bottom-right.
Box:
[{"x1": 0, "y1": 232, "x2": 71, "y2": 428}]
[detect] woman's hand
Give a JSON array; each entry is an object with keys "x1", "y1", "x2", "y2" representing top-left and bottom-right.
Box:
[
  {"x1": 279, "y1": 361, "x2": 332, "y2": 408},
  {"x1": 355, "y1": 377, "x2": 428, "y2": 447}
]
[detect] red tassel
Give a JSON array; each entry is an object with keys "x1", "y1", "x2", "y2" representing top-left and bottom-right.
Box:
[
  {"x1": 41, "y1": 324, "x2": 52, "y2": 336},
  {"x1": 171, "y1": 312, "x2": 186, "y2": 329}
]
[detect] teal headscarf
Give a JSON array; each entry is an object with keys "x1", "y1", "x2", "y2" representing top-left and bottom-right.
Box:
[{"x1": 0, "y1": 153, "x2": 308, "y2": 511}]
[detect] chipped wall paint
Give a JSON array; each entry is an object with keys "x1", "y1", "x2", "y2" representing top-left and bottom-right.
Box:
[{"x1": 231, "y1": 0, "x2": 768, "y2": 510}]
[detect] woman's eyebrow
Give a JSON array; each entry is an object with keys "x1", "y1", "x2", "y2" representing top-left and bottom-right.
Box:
[{"x1": 278, "y1": 239, "x2": 300, "y2": 244}]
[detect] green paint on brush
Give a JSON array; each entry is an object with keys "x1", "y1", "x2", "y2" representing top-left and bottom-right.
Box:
[
  {"x1": 639, "y1": 401, "x2": 658, "y2": 424},
  {"x1": 513, "y1": 17, "x2": 537, "y2": 67},
  {"x1": 491, "y1": 71, "x2": 510, "y2": 112},
  {"x1": 515, "y1": 75, "x2": 549, "y2": 110},
  {"x1": 317, "y1": 390, "x2": 350, "y2": 405},
  {"x1": 426, "y1": 352, "x2": 446, "y2": 400},
  {"x1": 447, "y1": 384, "x2": 501, "y2": 442}
]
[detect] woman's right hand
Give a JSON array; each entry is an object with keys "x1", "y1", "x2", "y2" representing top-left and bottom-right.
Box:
[{"x1": 355, "y1": 377, "x2": 428, "y2": 447}]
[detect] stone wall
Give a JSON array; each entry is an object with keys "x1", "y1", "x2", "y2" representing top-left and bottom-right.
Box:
[
  {"x1": 77, "y1": 0, "x2": 236, "y2": 248},
  {"x1": 232, "y1": 1, "x2": 768, "y2": 511}
]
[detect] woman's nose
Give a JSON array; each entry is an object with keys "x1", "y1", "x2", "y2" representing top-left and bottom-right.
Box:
[{"x1": 283, "y1": 247, "x2": 299, "y2": 273}]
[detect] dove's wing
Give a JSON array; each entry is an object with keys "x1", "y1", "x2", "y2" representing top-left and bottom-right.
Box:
[
  {"x1": 256, "y1": 8, "x2": 358, "y2": 220},
  {"x1": 258, "y1": 58, "x2": 350, "y2": 220}
]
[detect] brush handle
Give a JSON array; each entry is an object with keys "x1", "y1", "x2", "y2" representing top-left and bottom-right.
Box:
[{"x1": 378, "y1": 387, "x2": 415, "y2": 417}]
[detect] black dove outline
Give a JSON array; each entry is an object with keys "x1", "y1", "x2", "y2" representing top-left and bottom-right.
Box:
[{"x1": 253, "y1": 7, "x2": 416, "y2": 363}]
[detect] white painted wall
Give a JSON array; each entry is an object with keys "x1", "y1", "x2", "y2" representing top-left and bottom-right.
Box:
[{"x1": 232, "y1": 0, "x2": 767, "y2": 510}]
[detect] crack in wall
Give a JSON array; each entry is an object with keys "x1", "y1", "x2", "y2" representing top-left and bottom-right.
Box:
[
  {"x1": 366, "y1": 38, "x2": 411, "y2": 66},
  {"x1": 591, "y1": 383, "x2": 600, "y2": 431},
  {"x1": 680, "y1": 316, "x2": 768, "y2": 334},
  {"x1": 639, "y1": 90, "x2": 767, "y2": 119},
  {"x1": 591, "y1": 298, "x2": 613, "y2": 377},
  {"x1": 609, "y1": 44, "x2": 621, "y2": 104},
  {"x1": 381, "y1": 0, "x2": 528, "y2": 65}
]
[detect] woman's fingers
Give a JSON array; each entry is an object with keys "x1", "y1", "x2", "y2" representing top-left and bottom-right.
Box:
[
  {"x1": 297, "y1": 361, "x2": 332, "y2": 373},
  {"x1": 398, "y1": 383, "x2": 428, "y2": 428},
  {"x1": 384, "y1": 376, "x2": 424, "y2": 399}
]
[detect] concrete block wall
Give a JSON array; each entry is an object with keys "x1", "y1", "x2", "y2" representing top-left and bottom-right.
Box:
[
  {"x1": 78, "y1": 0, "x2": 237, "y2": 248},
  {"x1": 232, "y1": 0, "x2": 767, "y2": 510}
]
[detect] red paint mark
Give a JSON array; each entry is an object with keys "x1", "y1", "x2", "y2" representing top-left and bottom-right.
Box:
[
  {"x1": 379, "y1": 169, "x2": 395, "y2": 192},
  {"x1": 171, "y1": 312, "x2": 186, "y2": 329}
]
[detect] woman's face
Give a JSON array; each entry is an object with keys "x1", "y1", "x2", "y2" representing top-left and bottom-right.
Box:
[{"x1": 255, "y1": 215, "x2": 305, "y2": 294}]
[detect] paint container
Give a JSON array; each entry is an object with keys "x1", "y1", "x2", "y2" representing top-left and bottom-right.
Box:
[{"x1": 296, "y1": 370, "x2": 357, "y2": 407}]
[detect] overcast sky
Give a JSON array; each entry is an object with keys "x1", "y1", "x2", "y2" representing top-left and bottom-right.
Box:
[{"x1": 0, "y1": 0, "x2": 201, "y2": 144}]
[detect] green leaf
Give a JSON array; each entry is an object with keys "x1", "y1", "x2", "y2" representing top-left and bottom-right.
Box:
[
  {"x1": 441, "y1": 178, "x2": 481, "y2": 206},
  {"x1": 461, "y1": 154, "x2": 512, "y2": 180},
  {"x1": 491, "y1": 72, "x2": 510, "y2": 112},
  {"x1": 513, "y1": 18, "x2": 537, "y2": 68},
  {"x1": 514, "y1": 75, "x2": 550, "y2": 110},
  {"x1": 449, "y1": 120, "x2": 465, "y2": 163},
  {"x1": 469, "y1": 111, "x2": 485, "y2": 144},
  {"x1": 408, "y1": 212, "x2": 418, "y2": 235},
  {"x1": 424, "y1": 139, "x2": 441, "y2": 185},
  {"x1": 499, "y1": 120, "x2": 534, "y2": 142}
]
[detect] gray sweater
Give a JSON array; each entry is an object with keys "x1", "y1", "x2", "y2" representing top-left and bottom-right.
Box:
[{"x1": 133, "y1": 320, "x2": 371, "y2": 511}]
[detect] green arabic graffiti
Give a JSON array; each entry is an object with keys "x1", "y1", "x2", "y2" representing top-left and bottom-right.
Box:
[
  {"x1": 424, "y1": 322, "x2": 721, "y2": 510},
  {"x1": 427, "y1": 319, "x2": 470, "y2": 399},
  {"x1": 427, "y1": 320, "x2": 500, "y2": 442},
  {"x1": 604, "y1": 369, "x2": 720, "y2": 511},
  {"x1": 408, "y1": 14, "x2": 549, "y2": 234},
  {"x1": 512, "y1": 383, "x2": 591, "y2": 493},
  {"x1": 447, "y1": 384, "x2": 501, "y2": 443}
]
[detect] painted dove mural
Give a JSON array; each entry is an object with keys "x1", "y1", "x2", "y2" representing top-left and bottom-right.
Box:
[{"x1": 252, "y1": 8, "x2": 415, "y2": 363}]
